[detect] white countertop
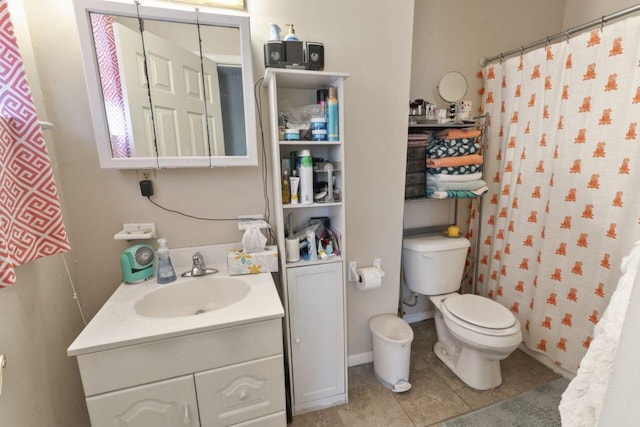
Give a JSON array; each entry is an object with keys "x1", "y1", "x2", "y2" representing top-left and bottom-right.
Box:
[{"x1": 68, "y1": 243, "x2": 284, "y2": 356}]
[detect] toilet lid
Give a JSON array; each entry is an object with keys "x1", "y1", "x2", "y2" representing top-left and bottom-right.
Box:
[{"x1": 443, "y1": 294, "x2": 516, "y2": 329}]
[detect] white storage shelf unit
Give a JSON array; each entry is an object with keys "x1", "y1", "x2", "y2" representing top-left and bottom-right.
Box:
[{"x1": 264, "y1": 68, "x2": 349, "y2": 415}]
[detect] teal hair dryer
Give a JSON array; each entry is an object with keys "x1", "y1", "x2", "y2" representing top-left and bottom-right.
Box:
[{"x1": 120, "y1": 244, "x2": 155, "y2": 284}]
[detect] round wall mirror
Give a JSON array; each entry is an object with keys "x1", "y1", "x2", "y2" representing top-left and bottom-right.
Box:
[{"x1": 437, "y1": 71, "x2": 468, "y2": 103}]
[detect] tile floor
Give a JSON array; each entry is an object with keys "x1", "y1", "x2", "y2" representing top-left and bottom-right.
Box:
[{"x1": 289, "y1": 319, "x2": 562, "y2": 427}]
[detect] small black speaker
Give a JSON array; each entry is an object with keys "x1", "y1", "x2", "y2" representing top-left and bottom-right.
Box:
[
  {"x1": 264, "y1": 40, "x2": 285, "y2": 68},
  {"x1": 305, "y1": 42, "x2": 324, "y2": 71},
  {"x1": 284, "y1": 40, "x2": 304, "y2": 66}
]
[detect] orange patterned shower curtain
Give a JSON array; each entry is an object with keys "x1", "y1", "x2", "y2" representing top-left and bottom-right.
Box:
[{"x1": 476, "y1": 15, "x2": 640, "y2": 373}]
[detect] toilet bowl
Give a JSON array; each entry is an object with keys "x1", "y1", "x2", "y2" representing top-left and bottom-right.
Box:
[
  {"x1": 430, "y1": 293, "x2": 522, "y2": 390},
  {"x1": 402, "y1": 234, "x2": 523, "y2": 390}
]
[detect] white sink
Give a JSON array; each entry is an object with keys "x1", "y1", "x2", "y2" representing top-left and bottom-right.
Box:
[{"x1": 134, "y1": 276, "x2": 250, "y2": 318}]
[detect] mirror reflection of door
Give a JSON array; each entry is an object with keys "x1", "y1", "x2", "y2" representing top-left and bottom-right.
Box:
[
  {"x1": 119, "y1": 20, "x2": 225, "y2": 158},
  {"x1": 111, "y1": 20, "x2": 154, "y2": 157}
]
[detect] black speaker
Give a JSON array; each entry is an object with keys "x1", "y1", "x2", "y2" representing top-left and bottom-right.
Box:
[
  {"x1": 284, "y1": 40, "x2": 304, "y2": 66},
  {"x1": 264, "y1": 40, "x2": 285, "y2": 68},
  {"x1": 305, "y1": 42, "x2": 324, "y2": 71}
]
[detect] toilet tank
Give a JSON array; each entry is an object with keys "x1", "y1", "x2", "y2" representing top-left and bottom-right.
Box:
[{"x1": 402, "y1": 235, "x2": 471, "y2": 295}]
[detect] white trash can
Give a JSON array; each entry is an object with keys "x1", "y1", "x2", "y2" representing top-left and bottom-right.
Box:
[{"x1": 369, "y1": 314, "x2": 414, "y2": 392}]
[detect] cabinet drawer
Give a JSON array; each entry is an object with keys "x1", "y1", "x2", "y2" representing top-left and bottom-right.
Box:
[
  {"x1": 86, "y1": 375, "x2": 200, "y2": 427},
  {"x1": 406, "y1": 159, "x2": 425, "y2": 173},
  {"x1": 406, "y1": 146, "x2": 426, "y2": 160},
  {"x1": 405, "y1": 172, "x2": 426, "y2": 185},
  {"x1": 196, "y1": 355, "x2": 285, "y2": 427},
  {"x1": 78, "y1": 319, "x2": 283, "y2": 396},
  {"x1": 405, "y1": 184, "x2": 426, "y2": 199}
]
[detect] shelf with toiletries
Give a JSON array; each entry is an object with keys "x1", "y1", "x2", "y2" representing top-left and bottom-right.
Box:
[{"x1": 264, "y1": 68, "x2": 348, "y2": 415}]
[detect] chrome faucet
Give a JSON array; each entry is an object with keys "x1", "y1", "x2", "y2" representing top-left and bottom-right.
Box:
[{"x1": 181, "y1": 252, "x2": 218, "y2": 277}]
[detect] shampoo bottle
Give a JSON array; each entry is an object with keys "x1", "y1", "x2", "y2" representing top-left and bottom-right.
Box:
[
  {"x1": 327, "y1": 86, "x2": 339, "y2": 141},
  {"x1": 156, "y1": 238, "x2": 177, "y2": 284}
]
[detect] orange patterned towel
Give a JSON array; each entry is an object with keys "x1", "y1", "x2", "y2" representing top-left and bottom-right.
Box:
[
  {"x1": 426, "y1": 154, "x2": 483, "y2": 168},
  {"x1": 434, "y1": 128, "x2": 482, "y2": 139}
]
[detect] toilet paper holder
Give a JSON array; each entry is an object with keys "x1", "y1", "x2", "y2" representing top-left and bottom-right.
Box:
[{"x1": 348, "y1": 258, "x2": 384, "y2": 282}]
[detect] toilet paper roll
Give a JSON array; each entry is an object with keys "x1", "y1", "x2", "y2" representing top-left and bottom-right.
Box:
[{"x1": 357, "y1": 267, "x2": 383, "y2": 290}]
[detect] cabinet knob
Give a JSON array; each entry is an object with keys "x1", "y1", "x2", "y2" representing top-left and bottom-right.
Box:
[{"x1": 295, "y1": 338, "x2": 301, "y2": 344}]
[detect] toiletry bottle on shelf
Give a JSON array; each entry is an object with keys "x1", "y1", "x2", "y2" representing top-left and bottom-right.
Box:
[
  {"x1": 282, "y1": 169, "x2": 291, "y2": 204},
  {"x1": 284, "y1": 24, "x2": 298, "y2": 41},
  {"x1": 298, "y1": 149, "x2": 313, "y2": 205},
  {"x1": 290, "y1": 170, "x2": 299, "y2": 204},
  {"x1": 327, "y1": 86, "x2": 339, "y2": 141},
  {"x1": 156, "y1": 238, "x2": 177, "y2": 284},
  {"x1": 306, "y1": 230, "x2": 318, "y2": 261},
  {"x1": 317, "y1": 89, "x2": 328, "y2": 117}
]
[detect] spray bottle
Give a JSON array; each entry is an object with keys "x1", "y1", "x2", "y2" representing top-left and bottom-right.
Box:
[{"x1": 327, "y1": 86, "x2": 339, "y2": 141}]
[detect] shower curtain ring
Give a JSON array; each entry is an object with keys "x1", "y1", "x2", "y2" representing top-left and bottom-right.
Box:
[
  {"x1": 600, "y1": 16, "x2": 605, "y2": 32},
  {"x1": 565, "y1": 30, "x2": 570, "y2": 43}
]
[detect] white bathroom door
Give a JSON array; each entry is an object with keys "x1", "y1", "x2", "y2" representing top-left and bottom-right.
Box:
[
  {"x1": 112, "y1": 22, "x2": 155, "y2": 157},
  {"x1": 116, "y1": 25, "x2": 225, "y2": 158}
]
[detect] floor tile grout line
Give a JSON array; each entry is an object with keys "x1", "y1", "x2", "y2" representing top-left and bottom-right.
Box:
[{"x1": 391, "y1": 387, "x2": 419, "y2": 427}]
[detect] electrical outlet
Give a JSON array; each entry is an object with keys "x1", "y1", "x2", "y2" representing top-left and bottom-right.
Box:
[{"x1": 137, "y1": 169, "x2": 156, "y2": 195}]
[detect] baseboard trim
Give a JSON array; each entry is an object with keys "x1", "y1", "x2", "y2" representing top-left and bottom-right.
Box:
[
  {"x1": 402, "y1": 310, "x2": 434, "y2": 324},
  {"x1": 347, "y1": 351, "x2": 373, "y2": 367}
]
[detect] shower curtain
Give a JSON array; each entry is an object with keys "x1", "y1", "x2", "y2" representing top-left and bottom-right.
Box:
[{"x1": 476, "y1": 15, "x2": 640, "y2": 373}]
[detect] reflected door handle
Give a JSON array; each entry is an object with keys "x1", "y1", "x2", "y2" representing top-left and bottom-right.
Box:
[{"x1": 183, "y1": 403, "x2": 191, "y2": 426}]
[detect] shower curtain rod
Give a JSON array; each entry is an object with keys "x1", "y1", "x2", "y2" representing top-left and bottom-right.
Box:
[{"x1": 480, "y1": 3, "x2": 640, "y2": 66}]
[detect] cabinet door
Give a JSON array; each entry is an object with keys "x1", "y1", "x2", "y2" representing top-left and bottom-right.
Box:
[
  {"x1": 86, "y1": 375, "x2": 200, "y2": 427},
  {"x1": 287, "y1": 262, "x2": 345, "y2": 407},
  {"x1": 195, "y1": 355, "x2": 285, "y2": 426}
]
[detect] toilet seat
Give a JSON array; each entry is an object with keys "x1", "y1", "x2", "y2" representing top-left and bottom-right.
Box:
[{"x1": 441, "y1": 294, "x2": 520, "y2": 337}]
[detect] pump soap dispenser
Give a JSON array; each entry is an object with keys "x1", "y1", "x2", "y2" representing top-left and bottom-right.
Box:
[
  {"x1": 156, "y1": 238, "x2": 177, "y2": 284},
  {"x1": 284, "y1": 24, "x2": 299, "y2": 41}
]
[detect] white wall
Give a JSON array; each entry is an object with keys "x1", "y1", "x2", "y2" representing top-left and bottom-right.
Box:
[
  {"x1": 246, "y1": 0, "x2": 416, "y2": 360},
  {"x1": 0, "y1": 0, "x2": 89, "y2": 424},
  {"x1": 1, "y1": 0, "x2": 414, "y2": 423},
  {"x1": 403, "y1": 0, "x2": 567, "y2": 320}
]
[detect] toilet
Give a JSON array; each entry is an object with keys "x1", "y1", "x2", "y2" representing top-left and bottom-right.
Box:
[{"x1": 402, "y1": 234, "x2": 522, "y2": 390}]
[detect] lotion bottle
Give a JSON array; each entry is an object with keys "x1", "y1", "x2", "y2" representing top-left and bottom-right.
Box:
[
  {"x1": 282, "y1": 169, "x2": 291, "y2": 204},
  {"x1": 327, "y1": 86, "x2": 339, "y2": 141},
  {"x1": 156, "y1": 238, "x2": 177, "y2": 284}
]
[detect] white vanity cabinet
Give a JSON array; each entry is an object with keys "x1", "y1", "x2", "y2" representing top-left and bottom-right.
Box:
[
  {"x1": 264, "y1": 69, "x2": 349, "y2": 415},
  {"x1": 75, "y1": 318, "x2": 286, "y2": 427}
]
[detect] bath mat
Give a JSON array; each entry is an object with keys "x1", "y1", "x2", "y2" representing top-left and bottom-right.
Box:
[{"x1": 442, "y1": 378, "x2": 570, "y2": 427}]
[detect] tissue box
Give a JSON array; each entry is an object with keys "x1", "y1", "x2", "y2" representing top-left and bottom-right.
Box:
[{"x1": 227, "y1": 245, "x2": 279, "y2": 275}]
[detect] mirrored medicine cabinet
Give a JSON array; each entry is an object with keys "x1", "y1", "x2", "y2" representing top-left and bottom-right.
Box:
[{"x1": 74, "y1": 0, "x2": 257, "y2": 168}]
